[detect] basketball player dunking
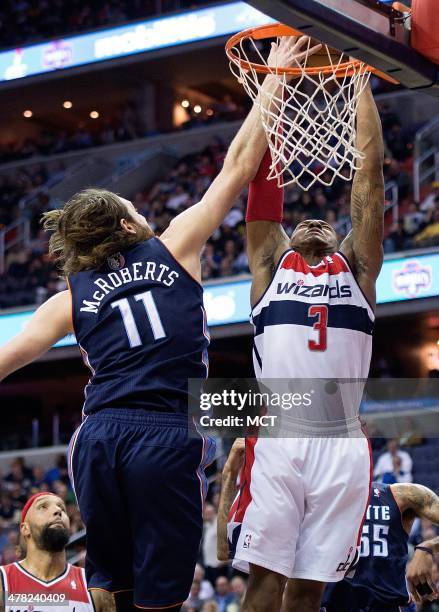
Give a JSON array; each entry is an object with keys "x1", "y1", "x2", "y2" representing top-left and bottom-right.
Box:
[
  {"x1": 0, "y1": 36, "x2": 321, "y2": 612},
  {"x1": 0, "y1": 493, "x2": 94, "y2": 612},
  {"x1": 227, "y1": 83, "x2": 384, "y2": 612}
]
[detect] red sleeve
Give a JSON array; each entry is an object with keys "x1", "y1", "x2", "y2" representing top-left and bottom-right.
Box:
[{"x1": 246, "y1": 148, "x2": 284, "y2": 223}]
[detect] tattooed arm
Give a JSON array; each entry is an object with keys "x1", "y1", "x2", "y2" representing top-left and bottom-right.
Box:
[
  {"x1": 217, "y1": 438, "x2": 246, "y2": 562},
  {"x1": 392, "y1": 483, "x2": 439, "y2": 603},
  {"x1": 340, "y1": 84, "x2": 384, "y2": 309},
  {"x1": 392, "y1": 483, "x2": 439, "y2": 525},
  {"x1": 248, "y1": 221, "x2": 290, "y2": 307}
]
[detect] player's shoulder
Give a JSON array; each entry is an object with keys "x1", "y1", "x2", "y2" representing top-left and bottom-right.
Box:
[
  {"x1": 60, "y1": 564, "x2": 89, "y2": 596},
  {"x1": 0, "y1": 562, "x2": 18, "y2": 576},
  {"x1": 64, "y1": 563, "x2": 86, "y2": 582}
]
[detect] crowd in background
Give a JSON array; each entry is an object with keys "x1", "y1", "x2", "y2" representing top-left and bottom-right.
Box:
[
  {"x1": 0, "y1": 101, "x2": 438, "y2": 310},
  {"x1": 0, "y1": 438, "x2": 438, "y2": 611},
  {"x1": 0, "y1": 0, "x2": 218, "y2": 51},
  {"x1": 0, "y1": 97, "x2": 246, "y2": 166},
  {"x1": 0, "y1": 102, "x2": 148, "y2": 165}
]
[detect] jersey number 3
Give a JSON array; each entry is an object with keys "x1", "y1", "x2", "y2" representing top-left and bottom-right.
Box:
[
  {"x1": 308, "y1": 305, "x2": 328, "y2": 351},
  {"x1": 112, "y1": 291, "x2": 166, "y2": 347}
]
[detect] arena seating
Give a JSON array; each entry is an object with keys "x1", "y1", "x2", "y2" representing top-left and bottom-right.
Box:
[
  {"x1": 0, "y1": 104, "x2": 437, "y2": 310},
  {"x1": 0, "y1": 0, "x2": 219, "y2": 51}
]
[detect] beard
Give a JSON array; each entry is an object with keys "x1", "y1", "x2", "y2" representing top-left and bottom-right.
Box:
[{"x1": 32, "y1": 524, "x2": 70, "y2": 553}]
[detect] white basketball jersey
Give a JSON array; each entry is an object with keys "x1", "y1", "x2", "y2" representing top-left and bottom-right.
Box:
[{"x1": 251, "y1": 250, "x2": 374, "y2": 423}]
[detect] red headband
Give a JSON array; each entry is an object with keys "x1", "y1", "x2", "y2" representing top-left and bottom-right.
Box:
[{"x1": 21, "y1": 493, "x2": 57, "y2": 523}]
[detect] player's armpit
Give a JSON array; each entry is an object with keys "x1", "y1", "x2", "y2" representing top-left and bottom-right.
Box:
[
  {"x1": 0, "y1": 290, "x2": 73, "y2": 382},
  {"x1": 247, "y1": 221, "x2": 289, "y2": 273},
  {"x1": 247, "y1": 221, "x2": 289, "y2": 308}
]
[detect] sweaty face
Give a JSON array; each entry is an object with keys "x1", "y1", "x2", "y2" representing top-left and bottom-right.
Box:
[
  {"x1": 290, "y1": 219, "x2": 338, "y2": 252},
  {"x1": 24, "y1": 496, "x2": 70, "y2": 553}
]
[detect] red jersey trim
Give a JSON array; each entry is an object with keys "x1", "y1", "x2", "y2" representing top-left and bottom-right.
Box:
[{"x1": 281, "y1": 251, "x2": 349, "y2": 277}]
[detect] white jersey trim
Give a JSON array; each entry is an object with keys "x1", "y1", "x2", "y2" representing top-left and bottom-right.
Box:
[
  {"x1": 0, "y1": 565, "x2": 8, "y2": 596},
  {"x1": 13, "y1": 562, "x2": 70, "y2": 587},
  {"x1": 80, "y1": 567, "x2": 94, "y2": 606}
]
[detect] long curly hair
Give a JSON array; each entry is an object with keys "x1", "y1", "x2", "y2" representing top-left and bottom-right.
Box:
[{"x1": 42, "y1": 188, "x2": 153, "y2": 275}]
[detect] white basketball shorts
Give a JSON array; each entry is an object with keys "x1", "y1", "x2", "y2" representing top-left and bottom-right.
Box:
[{"x1": 228, "y1": 434, "x2": 371, "y2": 583}]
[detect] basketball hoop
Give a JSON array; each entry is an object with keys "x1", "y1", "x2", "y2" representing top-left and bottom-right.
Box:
[{"x1": 226, "y1": 23, "x2": 399, "y2": 191}]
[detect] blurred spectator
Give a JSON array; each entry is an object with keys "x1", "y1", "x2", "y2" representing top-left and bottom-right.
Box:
[
  {"x1": 373, "y1": 439, "x2": 413, "y2": 483},
  {"x1": 409, "y1": 517, "x2": 439, "y2": 549},
  {"x1": 5, "y1": 458, "x2": 34, "y2": 489},
  {"x1": 384, "y1": 218, "x2": 411, "y2": 252},
  {"x1": 381, "y1": 455, "x2": 412, "y2": 484},
  {"x1": 385, "y1": 122, "x2": 412, "y2": 161},
  {"x1": 194, "y1": 563, "x2": 215, "y2": 600},
  {"x1": 201, "y1": 602, "x2": 220, "y2": 612},
  {"x1": 44, "y1": 454, "x2": 69, "y2": 487},
  {"x1": 403, "y1": 202, "x2": 427, "y2": 235},
  {"x1": 183, "y1": 580, "x2": 204, "y2": 611},
  {"x1": 214, "y1": 576, "x2": 239, "y2": 612},
  {"x1": 230, "y1": 576, "x2": 247, "y2": 605},
  {"x1": 414, "y1": 204, "x2": 439, "y2": 247},
  {"x1": 202, "y1": 503, "x2": 222, "y2": 585},
  {"x1": 421, "y1": 182, "x2": 439, "y2": 212}
]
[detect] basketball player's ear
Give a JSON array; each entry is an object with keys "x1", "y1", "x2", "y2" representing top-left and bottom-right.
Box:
[
  {"x1": 20, "y1": 522, "x2": 30, "y2": 538},
  {"x1": 120, "y1": 218, "x2": 137, "y2": 235}
]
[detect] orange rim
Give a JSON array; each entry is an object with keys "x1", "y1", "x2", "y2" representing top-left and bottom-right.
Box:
[{"x1": 225, "y1": 23, "x2": 399, "y2": 84}]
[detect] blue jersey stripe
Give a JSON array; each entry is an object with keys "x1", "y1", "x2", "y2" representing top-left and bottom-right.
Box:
[
  {"x1": 253, "y1": 300, "x2": 374, "y2": 337},
  {"x1": 253, "y1": 343, "x2": 263, "y2": 370}
]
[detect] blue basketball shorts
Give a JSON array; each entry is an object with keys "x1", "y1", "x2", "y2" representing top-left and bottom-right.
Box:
[{"x1": 68, "y1": 409, "x2": 216, "y2": 609}]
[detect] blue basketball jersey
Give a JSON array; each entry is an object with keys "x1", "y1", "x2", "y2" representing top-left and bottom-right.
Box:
[
  {"x1": 68, "y1": 237, "x2": 209, "y2": 415},
  {"x1": 323, "y1": 482, "x2": 409, "y2": 610}
]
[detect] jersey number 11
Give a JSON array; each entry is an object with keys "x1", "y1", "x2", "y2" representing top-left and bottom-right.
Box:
[{"x1": 112, "y1": 291, "x2": 166, "y2": 347}]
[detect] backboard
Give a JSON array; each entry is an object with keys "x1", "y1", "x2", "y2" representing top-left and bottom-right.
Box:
[{"x1": 245, "y1": 0, "x2": 439, "y2": 97}]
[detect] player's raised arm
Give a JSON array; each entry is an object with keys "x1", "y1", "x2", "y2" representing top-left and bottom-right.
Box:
[
  {"x1": 340, "y1": 83, "x2": 385, "y2": 308},
  {"x1": 217, "y1": 438, "x2": 245, "y2": 561},
  {"x1": 245, "y1": 150, "x2": 290, "y2": 306},
  {"x1": 161, "y1": 36, "x2": 321, "y2": 280},
  {"x1": 0, "y1": 291, "x2": 73, "y2": 381}
]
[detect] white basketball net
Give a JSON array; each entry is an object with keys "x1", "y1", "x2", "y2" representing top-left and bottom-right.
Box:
[{"x1": 229, "y1": 36, "x2": 371, "y2": 191}]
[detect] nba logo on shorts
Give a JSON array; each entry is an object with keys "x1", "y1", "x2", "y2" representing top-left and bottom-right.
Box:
[{"x1": 243, "y1": 533, "x2": 252, "y2": 549}]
